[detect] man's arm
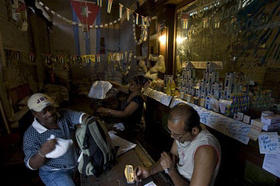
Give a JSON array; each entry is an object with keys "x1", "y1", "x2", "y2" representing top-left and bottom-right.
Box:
[
  {"x1": 190, "y1": 146, "x2": 218, "y2": 186},
  {"x1": 29, "y1": 152, "x2": 47, "y2": 170},
  {"x1": 109, "y1": 81, "x2": 129, "y2": 94},
  {"x1": 97, "y1": 101, "x2": 139, "y2": 118},
  {"x1": 28, "y1": 139, "x2": 57, "y2": 169},
  {"x1": 161, "y1": 141, "x2": 190, "y2": 186},
  {"x1": 170, "y1": 140, "x2": 178, "y2": 156},
  {"x1": 135, "y1": 141, "x2": 178, "y2": 181}
]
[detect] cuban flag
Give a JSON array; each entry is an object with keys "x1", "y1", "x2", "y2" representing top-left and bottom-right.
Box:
[{"x1": 71, "y1": 0, "x2": 100, "y2": 55}]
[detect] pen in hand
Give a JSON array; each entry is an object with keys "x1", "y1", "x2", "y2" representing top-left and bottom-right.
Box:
[{"x1": 135, "y1": 167, "x2": 140, "y2": 185}]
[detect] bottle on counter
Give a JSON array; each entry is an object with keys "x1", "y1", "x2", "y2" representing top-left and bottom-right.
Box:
[
  {"x1": 171, "y1": 78, "x2": 176, "y2": 96},
  {"x1": 166, "y1": 78, "x2": 171, "y2": 96}
]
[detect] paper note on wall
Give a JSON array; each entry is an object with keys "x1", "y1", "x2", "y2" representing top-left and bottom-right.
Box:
[
  {"x1": 258, "y1": 132, "x2": 279, "y2": 154},
  {"x1": 262, "y1": 153, "x2": 280, "y2": 178}
]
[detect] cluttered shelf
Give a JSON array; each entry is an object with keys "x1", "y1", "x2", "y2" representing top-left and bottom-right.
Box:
[{"x1": 143, "y1": 87, "x2": 251, "y2": 144}]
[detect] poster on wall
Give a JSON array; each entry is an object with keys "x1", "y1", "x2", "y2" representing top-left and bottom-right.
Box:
[{"x1": 6, "y1": 0, "x2": 28, "y2": 31}]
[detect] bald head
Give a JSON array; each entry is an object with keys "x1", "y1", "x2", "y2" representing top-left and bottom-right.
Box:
[{"x1": 168, "y1": 103, "x2": 201, "y2": 132}]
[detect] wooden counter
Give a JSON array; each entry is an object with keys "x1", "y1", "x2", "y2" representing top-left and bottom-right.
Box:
[{"x1": 80, "y1": 142, "x2": 173, "y2": 186}]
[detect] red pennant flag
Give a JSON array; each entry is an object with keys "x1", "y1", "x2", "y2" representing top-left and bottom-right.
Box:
[{"x1": 71, "y1": 0, "x2": 99, "y2": 25}]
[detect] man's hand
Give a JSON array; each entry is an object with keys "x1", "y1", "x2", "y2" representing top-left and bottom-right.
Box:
[
  {"x1": 160, "y1": 152, "x2": 176, "y2": 171},
  {"x1": 39, "y1": 139, "x2": 57, "y2": 156},
  {"x1": 134, "y1": 166, "x2": 150, "y2": 182}
]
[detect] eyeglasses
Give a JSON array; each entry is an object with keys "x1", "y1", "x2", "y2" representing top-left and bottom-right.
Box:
[{"x1": 167, "y1": 129, "x2": 187, "y2": 138}]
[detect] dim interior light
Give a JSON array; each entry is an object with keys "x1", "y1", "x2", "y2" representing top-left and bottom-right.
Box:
[
  {"x1": 176, "y1": 36, "x2": 187, "y2": 44},
  {"x1": 159, "y1": 34, "x2": 166, "y2": 44}
]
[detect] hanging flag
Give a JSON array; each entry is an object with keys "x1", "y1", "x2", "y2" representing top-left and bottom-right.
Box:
[
  {"x1": 181, "y1": 13, "x2": 189, "y2": 29},
  {"x1": 71, "y1": 0, "x2": 99, "y2": 26},
  {"x1": 135, "y1": 13, "x2": 139, "y2": 25},
  {"x1": 107, "y1": 0, "x2": 113, "y2": 13},
  {"x1": 97, "y1": 0, "x2": 102, "y2": 7},
  {"x1": 119, "y1": 3, "x2": 123, "y2": 19},
  {"x1": 126, "y1": 8, "x2": 130, "y2": 21}
]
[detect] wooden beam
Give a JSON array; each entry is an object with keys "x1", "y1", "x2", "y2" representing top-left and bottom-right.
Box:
[
  {"x1": 0, "y1": 100, "x2": 10, "y2": 134},
  {"x1": 0, "y1": 32, "x2": 12, "y2": 133}
]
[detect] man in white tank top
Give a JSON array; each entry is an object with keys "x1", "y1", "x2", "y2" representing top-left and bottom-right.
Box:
[{"x1": 134, "y1": 103, "x2": 221, "y2": 186}]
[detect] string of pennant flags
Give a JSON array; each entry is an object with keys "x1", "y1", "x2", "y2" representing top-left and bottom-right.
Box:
[
  {"x1": 38, "y1": 0, "x2": 150, "y2": 29},
  {"x1": 43, "y1": 51, "x2": 135, "y2": 75},
  {"x1": 4, "y1": 48, "x2": 136, "y2": 65}
]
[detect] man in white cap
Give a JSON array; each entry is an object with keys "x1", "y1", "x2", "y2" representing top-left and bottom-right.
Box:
[{"x1": 23, "y1": 93, "x2": 88, "y2": 186}]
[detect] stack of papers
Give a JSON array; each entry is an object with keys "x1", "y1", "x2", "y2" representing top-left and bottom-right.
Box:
[{"x1": 108, "y1": 131, "x2": 136, "y2": 156}]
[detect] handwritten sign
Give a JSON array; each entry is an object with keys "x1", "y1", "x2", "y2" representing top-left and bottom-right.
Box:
[
  {"x1": 263, "y1": 153, "x2": 280, "y2": 178},
  {"x1": 258, "y1": 132, "x2": 279, "y2": 154}
]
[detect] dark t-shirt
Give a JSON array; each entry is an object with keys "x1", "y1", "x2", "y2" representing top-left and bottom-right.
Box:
[{"x1": 121, "y1": 95, "x2": 144, "y2": 130}]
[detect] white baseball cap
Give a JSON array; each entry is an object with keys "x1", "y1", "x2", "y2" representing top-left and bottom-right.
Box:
[{"x1": 27, "y1": 93, "x2": 55, "y2": 112}]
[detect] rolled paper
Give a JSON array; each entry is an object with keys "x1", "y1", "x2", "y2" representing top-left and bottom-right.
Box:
[
  {"x1": 126, "y1": 8, "x2": 130, "y2": 21},
  {"x1": 135, "y1": 13, "x2": 139, "y2": 25},
  {"x1": 119, "y1": 3, "x2": 123, "y2": 18}
]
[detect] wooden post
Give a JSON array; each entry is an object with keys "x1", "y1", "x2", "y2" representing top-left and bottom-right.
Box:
[
  {"x1": 0, "y1": 32, "x2": 6, "y2": 67},
  {"x1": 0, "y1": 32, "x2": 12, "y2": 134},
  {"x1": 0, "y1": 100, "x2": 10, "y2": 134}
]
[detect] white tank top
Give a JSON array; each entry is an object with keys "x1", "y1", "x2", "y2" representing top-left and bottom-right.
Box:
[{"x1": 176, "y1": 129, "x2": 221, "y2": 186}]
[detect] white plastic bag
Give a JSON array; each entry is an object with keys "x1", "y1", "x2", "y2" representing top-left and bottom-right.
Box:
[{"x1": 45, "y1": 135, "x2": 73, "y2": 159}]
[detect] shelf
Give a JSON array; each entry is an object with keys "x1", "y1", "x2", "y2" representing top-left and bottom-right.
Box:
[{"x1": 143, "y1": 88, "x2": 251, "y2": 144}]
